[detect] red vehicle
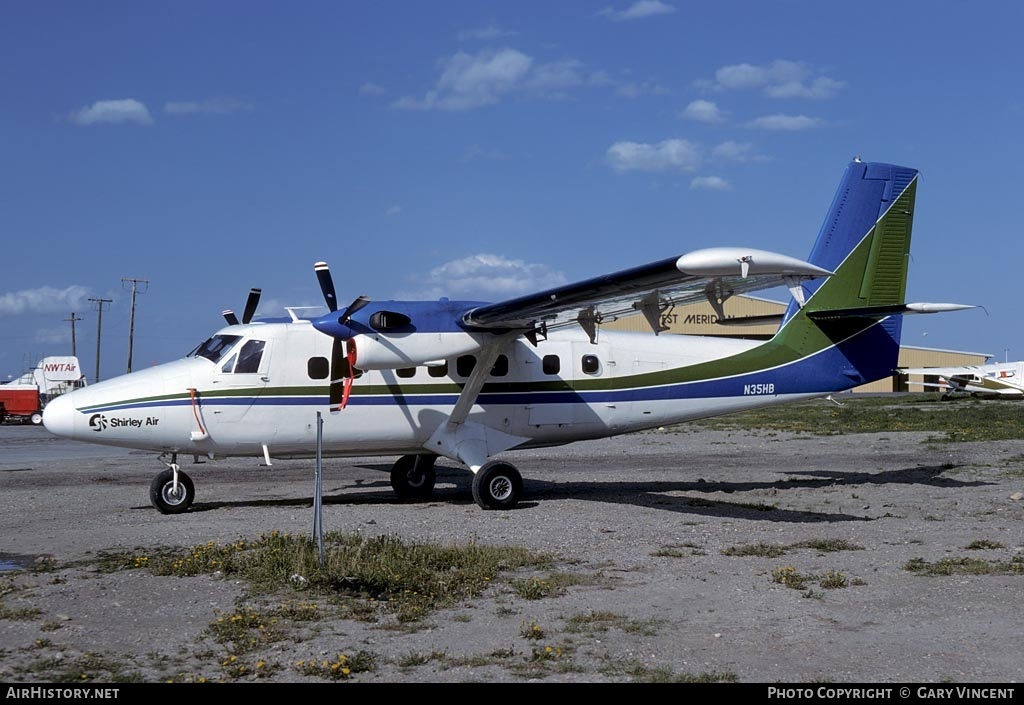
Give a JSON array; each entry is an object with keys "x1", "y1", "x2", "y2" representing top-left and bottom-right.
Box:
[
  {"x1": 0, "y1": 356, "x2": 85, "y2": 425},
  {"x1": 0, "y1": 383, "x2": 43, "y2": 425}
]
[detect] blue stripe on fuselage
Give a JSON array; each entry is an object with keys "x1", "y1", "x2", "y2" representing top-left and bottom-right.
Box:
[{"x1": 77, "y1": 318, "x2": 899, "y2": 416}]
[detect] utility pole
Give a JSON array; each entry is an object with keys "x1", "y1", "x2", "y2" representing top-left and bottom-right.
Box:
[
  {"x1": 121, "y1": 277, "x2": 148, "y2": 373},
  {"x1": 88, "y1": 297, "x2": 113, "y2": 383},
  {"x1": 64, "y1": 312, "x2": 83, "y2": 357}
]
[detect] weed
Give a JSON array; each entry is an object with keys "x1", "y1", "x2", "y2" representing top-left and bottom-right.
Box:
[
  {"x1": 520, "y1": 619, "x2": 545, "y2": 640},
  {"x1": 722, "y1": 543, "x2": 789, "y2": 558},
  {"x1": 965, "y1": 540, "x2": 1005, "y2": 550},
  {"x1": 904, "y1": 556, "x2": 1024, "y2": 576},
  {"x1": 295, "y1": 651, "x2": 377, "y2": 680},
  {"x1": 818, "y1": 571, "x2": 848, "y2": 589}
]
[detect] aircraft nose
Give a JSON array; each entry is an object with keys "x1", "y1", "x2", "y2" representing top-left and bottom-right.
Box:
[{"x1": 42, "y1": 393, "x2": 76, "y2": 438}]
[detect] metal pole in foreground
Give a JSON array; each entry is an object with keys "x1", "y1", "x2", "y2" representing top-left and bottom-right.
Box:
[{"x1": 312, "y1": 412, "x2": 325, "y2": 566}]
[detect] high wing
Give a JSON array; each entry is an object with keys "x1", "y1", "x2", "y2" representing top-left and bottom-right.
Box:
[{"x1": 461, "y1": 246, "x2": 832, "y2": 340}]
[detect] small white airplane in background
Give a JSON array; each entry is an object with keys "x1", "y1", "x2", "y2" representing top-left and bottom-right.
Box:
[
  {"x1": 42, "y1": 159, "x2": 971, "y2": 514},
  {"x1": 899, "y1": 361, "x2": 1024, "y2": 397}
]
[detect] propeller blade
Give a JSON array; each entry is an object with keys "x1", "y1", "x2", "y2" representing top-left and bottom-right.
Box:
[
  {"x1": 314, "y1": 261, "x2": 338, "y2": 312},
  {"x1": 241, "y1": 288, "x2": 262, "y2": 324},
  {"x1": 222, "y1": 309, "x2": 239, "y2": 325},
  {"x1": 339, "y1": 295, "x2": 371, "y2": 323}
]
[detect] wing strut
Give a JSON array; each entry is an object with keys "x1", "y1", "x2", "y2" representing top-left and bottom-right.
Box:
[{"x1": 424, "y1": 334, "x2": 529, "y2": 471}]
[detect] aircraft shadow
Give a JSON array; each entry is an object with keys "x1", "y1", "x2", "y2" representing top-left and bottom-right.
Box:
[{"x1": 180, "y1": 461, "x2": 984, "y2": 524}]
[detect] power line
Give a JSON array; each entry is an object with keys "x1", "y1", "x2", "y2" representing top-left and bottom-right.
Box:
[
  {"x1": 121, "y1": 277, "x2": 148, "y2": 373},
  {"x1": 88, "y1": 297, "x2": 113, "y2": 383}
]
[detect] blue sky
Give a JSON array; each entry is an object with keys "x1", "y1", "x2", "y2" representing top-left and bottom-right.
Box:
[{"x1": 2, "y1": 1, "x2": 1023, "y2": 381}]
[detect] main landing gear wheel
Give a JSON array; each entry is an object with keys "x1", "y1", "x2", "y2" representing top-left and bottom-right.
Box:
[
  {"x1": 472, "y1": 461, "x2": 522, "y2": 510},
  {"x1": 390, "y1": 454, "x2": 437, "y2": 499},
  {"x1": 149, "y1": 468, "x2": 195, "y2": 514}
]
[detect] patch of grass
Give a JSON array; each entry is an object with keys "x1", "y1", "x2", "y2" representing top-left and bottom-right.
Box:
[
  {"x1": 771, "y1": 566, "x2": 811, "y2": 590},
  {"x1": 295, "y1": 651, "x2": 377, "y2": 680},
  {"x1": 102, "y1": 531, "x2": 554, "y2": 623},
  {"x1": 207, "y1": 606, "x2": 285, "y2": 655},
  {"x1": 965, "y1": 540, "x2": 1005, "y2": 550},
  {"x1": 684, "y1": 395, "x2": 1024, "y2": 442},
  {"x1": 904, "y1": 556, "x2": 1024, "y2": 576},
  {"x1": 0, "y1": 599, "x2": 42, "y2": 621},
  {"x1": 520, "y1": 619, "x2": 545, "y2": 640},
  {"x1": 818, "y1": 571, "x2": 848, "y2": 589},
  {"x1": 12, "y1": 652, "x2": 144, "y2": 683},
  {"x1": 772, "y1": 566, "x2": 855, "y2": 591},
  {"x1": 723, "y1": 538, "x2": 863, "y2": 558},
  {"x1": 650, "y1": 543, "x2": 707, "y2": 558},
  {"x1": 791, "y1": 539, "x2": 864, "y2": 553},
  {"x1": 564, "y1": 610, "x2": 662, "y2": 637},
  {"x1": 722, "y1": 542, "x2": 789, "y2": 558}
]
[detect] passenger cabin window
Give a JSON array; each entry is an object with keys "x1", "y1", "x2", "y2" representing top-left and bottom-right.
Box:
[
  {"x1": 307, "y1": 357, "x2": 329, "y2": 380},
  {"x1": 491, "y1": 354, "x2": 509, "y2": 377},
  {"x1": 428, "y1": 362, "x2": 448, "y2": 378},
  {"x1": 457, "y1": 355, "x2": 476, "y2": 377},
  {"x1": 234, "y1": 340, "x2": 266, "y2": 373},
  {"x1": 581, "y1": 354, "x2": 600, "y2": 375},
  {"x1": 396, "y1": 367, "x2": 416, "y2": 378},
  {"x1": 542, "y1": 355, "x2": 560, "y2": 375}
]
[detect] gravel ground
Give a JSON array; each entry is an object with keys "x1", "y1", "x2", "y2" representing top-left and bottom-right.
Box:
[{"x1": 1, "y1": 420, "x2": 1023, "y2": 684}]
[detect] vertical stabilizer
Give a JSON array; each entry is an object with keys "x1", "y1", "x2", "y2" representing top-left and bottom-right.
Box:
[{"x1": 770, "y1": 160, "x2": 919, "y2": 389}]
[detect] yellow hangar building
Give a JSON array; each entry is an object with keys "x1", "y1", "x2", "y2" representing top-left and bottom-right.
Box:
[{"x1": 601, "y1": 295, "x2": 989, "y2": 393}]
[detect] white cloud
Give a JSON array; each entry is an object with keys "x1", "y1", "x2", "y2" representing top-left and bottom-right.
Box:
[
  {"x1": 690, "y1": 175, "x2": 730, "y2": 190},
  {"x1": 606, "y1": 138, "x2": 700, "y2": 173},
  {"x1": 681, "y1": 99, "x2": 723, "y2": 123},
  {"x1": 711, "y1": 140, "x2": 761, "y2": 162},
  {"x1": 395, "y1": 48, "x2": 649, "y2": 110},
  {"x1": 599, "y1": 1, "x2": 676, "y2": 21},
  {"x1": 747, "y1": 114, "x2": 821, "y2": 130},
  {"x1": 711, "y1": 60, "x2": 843, "y2": 99},
  {"x1": 0, "y1": 285, "x2": 92, "y2": 316},
  {"x1": 385, "y1": 205, "x2": 401, "y2": 217},
  {"x1": 397, "y1": 254, "x2": 567, "y2": 300},
  {"x1": 70, "y1": 99, "x2": 153, "y2": 125},
  {"x1": 164, "y1": 98, "x2": 253, "y2": 115},
  {"x1": 393, "y1": 48, "x2": 533, "y2": 111}
]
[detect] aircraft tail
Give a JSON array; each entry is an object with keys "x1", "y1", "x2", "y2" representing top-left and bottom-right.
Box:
[{"x1": 771, "y1": 159, "x2": 919, "y2": 389}]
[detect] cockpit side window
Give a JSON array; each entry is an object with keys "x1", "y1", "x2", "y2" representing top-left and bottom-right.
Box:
[
  {"x1": 189, "y1": 335, "x2": 242, "y2": 363},
  {"x1": 234, "y1": 340, "x2": 266, "y2": 374},
  {"x1": 220, "y1": 354, "x2": 237, "y2": 373}
]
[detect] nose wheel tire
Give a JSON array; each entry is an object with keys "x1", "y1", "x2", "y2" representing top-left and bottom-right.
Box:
[
  {"x1": 150, "y1": 468, "x2": 195, "y2": 514},
  {"x1": 391, "y1": 454, "x2": 437, "y2": 499},
  {"x1": 472, "y1": 461, "x2": 522, "y2": 510}
]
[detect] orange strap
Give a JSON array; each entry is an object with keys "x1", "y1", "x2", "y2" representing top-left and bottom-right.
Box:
[{"x1": 188, "y1": 388, "x2": 206, "y2": 435}]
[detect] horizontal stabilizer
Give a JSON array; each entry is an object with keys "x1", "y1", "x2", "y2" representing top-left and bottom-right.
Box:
[{"x1": 807, "y1": 302, "x2": 976, "y2": 321}]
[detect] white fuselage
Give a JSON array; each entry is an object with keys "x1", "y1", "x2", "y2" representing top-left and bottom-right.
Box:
[{"x1": 42, "y1": 320, "x2": 815, "y2": 463}]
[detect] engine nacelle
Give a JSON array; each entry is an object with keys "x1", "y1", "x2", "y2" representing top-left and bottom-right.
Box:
[{"x1": 351, "y1": 331, "x2": 489, "y2": 370}]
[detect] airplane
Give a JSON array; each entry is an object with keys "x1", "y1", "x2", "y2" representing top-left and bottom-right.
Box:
[
  {"x1": 898, "y1": 361, "x2": 1024, "y2": 398},
  {"x1": 42, "y1": 158, "x2": 973, "y2": 514}
]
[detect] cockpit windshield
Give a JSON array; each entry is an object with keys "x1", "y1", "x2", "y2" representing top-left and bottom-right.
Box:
[{"x1": 188, "y1": 335, "x2": 242, "y2": 363}]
